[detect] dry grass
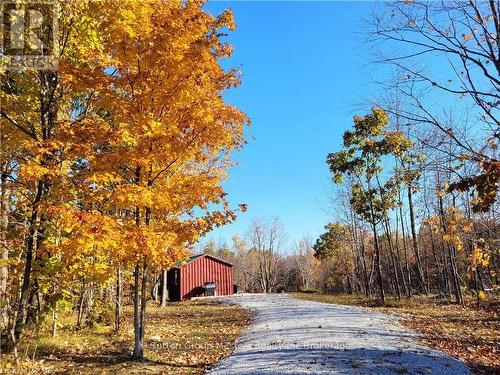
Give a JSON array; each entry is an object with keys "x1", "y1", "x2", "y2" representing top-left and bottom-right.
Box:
[
  {"x1": 292, "y1": 292, "x2": 500, "y2": 375},
  {"x1": 1, "y1": 299, "x2": 252, "y2": 374}
]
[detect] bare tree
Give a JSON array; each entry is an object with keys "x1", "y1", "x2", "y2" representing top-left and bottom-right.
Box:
[
  {"x1": 248, "y1": 218, "x2": 284, "y2": 293},
  {"x1": 230, "y1": 234, "x2": 259, "y2": 292},
  {"x1": 370, "y1": 0, "x2": 500, "y2": 211},
  {"x1": 293, "y1": 236, "x2": 318, "y2": 290}
]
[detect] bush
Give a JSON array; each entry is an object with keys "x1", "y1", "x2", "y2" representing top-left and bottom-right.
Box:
[{"x1": 86, "y1": 303, "x2": 115, "y2": 327}]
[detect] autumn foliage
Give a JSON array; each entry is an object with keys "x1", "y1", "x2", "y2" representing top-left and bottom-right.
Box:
[{"x1": 0, "y1": 0, "x2": 247, "y2": 360}]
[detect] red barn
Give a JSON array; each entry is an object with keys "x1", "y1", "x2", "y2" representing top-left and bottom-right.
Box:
[{"x1": 167, "y1": 253, "x2": 233, "y2": 301}]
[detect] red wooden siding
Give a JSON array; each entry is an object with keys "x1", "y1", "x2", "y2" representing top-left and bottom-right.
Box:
[{"x1": 179, "y1": 254, "x2": 233, "y2": 300}]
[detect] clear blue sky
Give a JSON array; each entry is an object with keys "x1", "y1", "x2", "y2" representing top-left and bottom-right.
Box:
[{"x1": 203, "y1": 1, "x2": 377, "y2": 248}]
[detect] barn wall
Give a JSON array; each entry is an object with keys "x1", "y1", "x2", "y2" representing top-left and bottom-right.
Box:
[{"x1": 180, "y1": 256, "x2": 233, "y2": 300}]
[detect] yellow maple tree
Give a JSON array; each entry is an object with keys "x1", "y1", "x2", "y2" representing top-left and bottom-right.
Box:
[{"x1": 1, "y1": 1, "x2": 248, "y2": 359}]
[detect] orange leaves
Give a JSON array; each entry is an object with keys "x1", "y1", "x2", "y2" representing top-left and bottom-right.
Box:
[
  {"x1": 110, "y1": 185, "x2": 154, "y2": 209},
  {"x1": 424, "y1": 205, "x2": 493, "y2": 283},
  {"x1": 215, "y1": 9, "x2": 237, "y2": 31},
  {"x1": 18, "y1": 162, "x2": 51, "y2": 182},
  {"x1": 35, "y1": 205, "x2": 124, "y2": 289},
  {"x1": 86, "y1": 1, "x2": 247, "y2": 270},
  {"x1": 119, "y1": 225, "x2": 190, "y2": 269},
  {"x1": 2, "y1": 0, "x2": 247, "y2": 319},
  {"x1": 469, "y1": 245, "x2": 490, "y2": 269},
  {"x1": 469, "y1": 239, "x2": 492, "y2": 275},
  {"x1": 424, "y1": 206, "x2": 473, "y2": 252}
]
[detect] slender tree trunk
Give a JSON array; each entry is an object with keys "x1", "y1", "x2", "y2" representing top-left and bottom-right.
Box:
[
  {"x1": 350, "y1": 221, "x2": 361, "y2": 295},
  {"x1": 0, "y1": 169, "x2": 9, "y2": 328},
  {"x1": 423, "y1": 240, "x2": 430, "y2": 291},
  {"x1": 133, "y1": 262, "x2": 142, "y2": 360},
  {"x1": 160, "y1": 270, "x2": 168, "y2": 307},
  {"x1": 438, "y1": 196, "x2": 463, "y2": 305},
  {"x1": 383, "y1": 218, "x2": 401, "y2": 299},
  {"x1": 394, "y1": 222, "x2": 408, "y2": 298},
  {"x1": 150, "y1": 274, "x2": 161, "y2": 301},
  {"x1": 132, "y1": 165, "x2": 146, "y2": 360},
  {"x1": 398, "y1": 199, "x2": 411, "y2": 297},
  {"x1": 76, "y1": 279, "x2": 86, "y2": 329},
  {"x1": 473, "y1": 269, "x2": 481, "y2": 306},
  {"x1": 259, "y1": 255, "x2": 266, "y2": 293},
  {"x1": 359, "y1": 230, "x2": 371, "y2": 298},
  {"x1": 86, "y1": 281, "x2": 95, "y2": 324},
  {"x1": 140, "y1": 261, "x2": 148, "y2": 350},
  {"x1": 448, "y1": 245, "x2": 463, "y2": 305},
  {"x1": 133, "y1": 257, "x2": 148, "y2": 361},
  {"x1": 347, "y1": 277, "x2": 353, "y2": 294},
  {"x1": 441, "y1": 241, "x2": 452, "y2": 296},
  {"x1": 51, "y1": 309, "x2": 57, "y2": 338},
  {"x1": 408, "y1": 186, "x2": 428, "y2": 294},
  {"x1": 371, "y1": 222, "x2": 385, "y2": 303},
  {"x1": 429, "y1": 229, "x2": 444, "y2": 295},
  {"x1": 115, "y1": 265, "x2": 122, "y2": 332},
  {"x1": 465, "y1": 195, "x2": 482, "y2": 305},
  {"x1": 13, "y1": 180, "x2": 45, "y2": 344}
]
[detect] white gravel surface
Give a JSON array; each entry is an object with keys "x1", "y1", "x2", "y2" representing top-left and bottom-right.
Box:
[{"x1": 207, "y1": 294, "x2": 471, "y2": 375}]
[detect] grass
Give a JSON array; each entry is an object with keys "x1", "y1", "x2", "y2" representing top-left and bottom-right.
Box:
[
  {"x1": 1, "y1": 299, "x2": 252, "y2": 374},
  {"x1": 292, "y1": 292, "x2": 500, "y2": 375}
]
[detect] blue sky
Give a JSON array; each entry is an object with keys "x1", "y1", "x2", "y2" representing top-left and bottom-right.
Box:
[{"x1": 203, "y1": 1, "x2": 377, "y2": 249}]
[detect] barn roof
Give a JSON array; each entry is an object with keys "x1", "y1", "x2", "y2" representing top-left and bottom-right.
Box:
[{"x1": 172, "y1": 253, "x2": 233, "y2": 268}]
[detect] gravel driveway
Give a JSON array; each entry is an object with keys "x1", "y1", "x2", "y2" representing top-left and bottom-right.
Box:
[{"x1": 207, "y1": 294, "x2": 470, "y2": 375}]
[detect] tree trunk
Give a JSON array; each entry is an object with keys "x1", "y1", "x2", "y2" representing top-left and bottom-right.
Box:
[
  {"x1": 438, "y1": 196, "x2": 463, "y2": 305},
  {"x1": 398, "y1": 201, "x2": 411, "y2": 297},
  {"x1": 132, "y1": 165, "x2": 146, "y2": 360},
  {"x1": 473, "y1": 269, "x2": 481, "y2": 306},
  {"x1": 441, "y1": 241, "x2": 452, "y2": 296},
  {"x1": 448, "y1": 244, "x2": 463, "y2": 305},
  {"x1": 150, "y1": 275, "x2": 160, "y2": 301},
  {"x1": 429, "y1": 229, "x2": 444, "y2": 295},
  {"x1": 51, "y1": 309, "x2": 57, "y2": 338},
  {"x1": 383, "y1": 218, "x2": 401, "y2": 299},
  {"x1": 359, "y1": 230, "x2": 371, "y2": 298},
  {"x1": 13, "y1": 180, "x2": 45, "y2": 344},
  {"x1": 371, "y1": 222, "x2": 385, "y2": 303},
  {"x1": 394, "y1": 233, "x2": 407, "y2": 298},
  {"x1": 140, "y1": 261, "x2": 148, "y2": 351},
  {"x1": 115, "y1": 265, "x2": 122, "y2": 332},
  {"x1": 0, "y1": 169, "x2": 9, "y2": 327},
  {"x1": 11, "y1": 70, "x2": 58, "y2": 348},
  {"x1": 362, "y1": 253, "x2": 371, "y2": 298},
  {"x1": 76, "y1": 279, "x2": 86, "y2": 329},
  {"x1": 408, "y1": 186, "x2": 428, "y2": 294},
  {"x1": 133, "y1": 259, "x2": 148, "y2": 360},
  {"x1": 87, "y1": 282, "x2": 94, "y2": 320},
  {"x1": 133, "y1": 262, "x2": 142, "y2": 360},
  {"x1": 160, "y1": 269, "x2": 168, "y2": 307}
]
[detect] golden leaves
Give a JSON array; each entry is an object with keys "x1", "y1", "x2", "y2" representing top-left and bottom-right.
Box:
[
  {"x1": 2, "y1": 0, "x2": 247, "y2": 327},
  {"x1": 469, "y1": 239, "x2": 492, "y2": 273}
]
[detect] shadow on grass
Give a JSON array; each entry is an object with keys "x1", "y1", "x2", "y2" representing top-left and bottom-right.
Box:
[{"x1": 40, "y1": 344, "x2": 206, "y2": 372}]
